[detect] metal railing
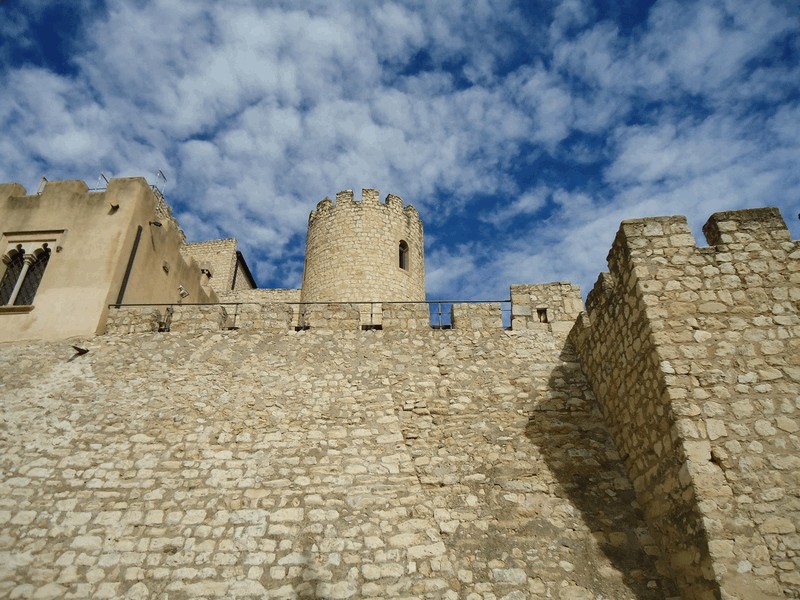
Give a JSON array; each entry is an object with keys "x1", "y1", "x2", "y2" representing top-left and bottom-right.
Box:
[{"x1": 108, "y1": 299, "x2": 512, "y2": 330}]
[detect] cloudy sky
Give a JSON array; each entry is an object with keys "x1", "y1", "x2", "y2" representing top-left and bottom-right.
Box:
[{"x1": 1, "y1": 0, "x2": 798, "y2": 299}]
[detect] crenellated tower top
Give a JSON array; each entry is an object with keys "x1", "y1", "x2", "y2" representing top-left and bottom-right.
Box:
[{"x1": 301, "y1": 188, "x2": 425, "y2": 303}]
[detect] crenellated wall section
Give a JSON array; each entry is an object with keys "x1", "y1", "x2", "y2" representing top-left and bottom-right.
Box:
[{"x1": 571, "y1": 207, "x2": 799, "y2": 599}]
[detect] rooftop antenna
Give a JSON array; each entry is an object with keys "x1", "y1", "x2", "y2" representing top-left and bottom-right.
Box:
[
  {"x1": 156, "y1": 169, "x2": 168, "y2": 195},
  {"x1": 97, "y1": 172, "x2": 109, "y2": 189}
]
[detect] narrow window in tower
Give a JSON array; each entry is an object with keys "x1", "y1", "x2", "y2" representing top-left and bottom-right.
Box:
[{"x1": 399, "y1": 240, "x2": 409, "y2": 270}]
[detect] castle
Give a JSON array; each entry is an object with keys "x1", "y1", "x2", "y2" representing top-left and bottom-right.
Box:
[{"x1": 0, "y1": 178, "x2": 797, "y2": 599}]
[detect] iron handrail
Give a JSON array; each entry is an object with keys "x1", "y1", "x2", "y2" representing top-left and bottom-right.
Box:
[{"x1": 108, "y1": 299, "x2": 512, "y2": 330}]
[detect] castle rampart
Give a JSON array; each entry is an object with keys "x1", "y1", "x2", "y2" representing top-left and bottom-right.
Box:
[
  {"x1": 0, "y1": 320, "x2": 675, "y2": 599},
  {"x1": 1, "y1": 173, "x2": 798, "y2": 600},
  {"x1": 572, "y1": 208, "x2": 799, "y2": 599}
]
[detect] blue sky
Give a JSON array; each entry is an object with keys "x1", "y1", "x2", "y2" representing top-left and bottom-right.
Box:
[{"x1": 1, "y1": 0, "x2": 798, "y2": 300}]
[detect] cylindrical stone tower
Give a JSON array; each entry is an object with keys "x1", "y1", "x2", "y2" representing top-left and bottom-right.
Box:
[{"x1": 300, "y1": 188, "x2": 425, "y2": 302}]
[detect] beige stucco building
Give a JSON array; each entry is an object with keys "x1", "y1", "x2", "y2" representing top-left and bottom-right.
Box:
[{"x1": 0, "y1": 178, "x2": 257, "y2": 342}]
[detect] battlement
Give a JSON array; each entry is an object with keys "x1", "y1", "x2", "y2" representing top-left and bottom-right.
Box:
[
  {"x1": 574, "y1": 206, "x2": 799, "y2": 599},
  {"x1": 302, "y1": 188, "x2": 425, "y2": 303},
  {"x1": 702, "y1": 206, "x2": 792, "y2": 247},
  {"x1": 308, "y1": 188, "x2": 420, "y2": 225},
  {"x1": 511, "y1": 282, "x2": 583, "y2": 332},
  {"x1": 587, "y1": 207, "x2": 797, "y2": 315},
  {"x1": 106, "y1": 302, "x2": 509, "y2": 333}
]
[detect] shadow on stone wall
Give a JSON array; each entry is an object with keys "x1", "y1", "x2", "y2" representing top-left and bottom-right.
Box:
[{"x1": 525, "y1": 343, "x2": 679, "y2": 599}]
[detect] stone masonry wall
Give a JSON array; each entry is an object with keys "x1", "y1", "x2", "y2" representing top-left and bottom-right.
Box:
[
  {"x1": 182, "y1": 239, "x2": 238, "y2": 293},
  {"x1": 572, "y1": 208, "x2": 799, "y2": 599},
  {"x1": 218, "y1": 289, "x2": 302, "y2": 304},
  {"x1": 0, "y1": 325, "x2": 676, "y2": 599},
  {"x1": 451, "y1": 303, "x2": 503, "y2": 331},
  {"x1": 217, "y1": 290, "x2": 303, "y2": 328},
  {"x1": 510, "y1": 283, "x2": 584, "y2": 333},
  {"x1": 301, "y1": 190, "x2": 425, "y2": 303},
  {"x1": 381, "y1": 303, "x2": 430, "y2": 330}
]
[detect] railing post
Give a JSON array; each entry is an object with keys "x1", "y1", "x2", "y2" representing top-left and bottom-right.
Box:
[{"x1": 158, "y1": 305, "x2": 173, "y2": 332}]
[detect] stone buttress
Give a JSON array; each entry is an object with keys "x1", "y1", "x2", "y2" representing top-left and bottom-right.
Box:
[{"x1": 572, "y1": 207, "x2": 800, "y2": 599}]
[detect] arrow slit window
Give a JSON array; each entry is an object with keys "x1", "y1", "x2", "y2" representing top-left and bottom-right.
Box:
[{"x1": 399, "y1": 240, "x2": 409, "y2": 270}]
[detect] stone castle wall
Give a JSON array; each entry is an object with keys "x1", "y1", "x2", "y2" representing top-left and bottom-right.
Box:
[
  {"x1": 511, "y1": 282, "x2": 584, "y2": 332},
  {"x1": 0, "y1": 323, "x2": 678, "y2": 599},
  {"x1": 572, "y1": 208, "x2": 799, "y2": 599},
  {"x1": 300, "y1": 190, "x2": 425, "y2": 303},
  {"x1": 2, "y1": 200, "x2": 797, "y2": 599},
  {"x1": 182, "y1": 239, "x2": 239, "y2": 293}
]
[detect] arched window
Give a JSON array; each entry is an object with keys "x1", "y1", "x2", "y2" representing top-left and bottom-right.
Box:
[
  {"x1": 0, "y1": 243, "x2": 52, "y2": 306},
  {"x1": 399, "y1": 240, "x2": 409, "y2": 270},
  {"x1": 15, "y1": 246, "x2": 51, "y2": 305},
  {"x1": 0, "y1": 246, "x2": 25, "y2": 305}
]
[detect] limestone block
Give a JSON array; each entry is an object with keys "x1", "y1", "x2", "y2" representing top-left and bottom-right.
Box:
[
  {"x1": 104, "y1": 306, "x2": 162, "y2": 334},
  {"x1": 168, "y1": 305, "x2": 227, "y2": 333},
  {"x1": 451, "y1": 303, "x2": 502, "y2": 330},
  {"x1": 382, "y1": 303, "x2": 430, "y2": 330}
]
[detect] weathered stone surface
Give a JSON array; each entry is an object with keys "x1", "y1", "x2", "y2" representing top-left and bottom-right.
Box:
[
  {"x1": 574, "y1": 208, "x2": 799, "y2": 600},
  {"x1": 2, "y1": 206, "x2": 796, "y2": 600},
  {"x1": 0, "y1": 325, "x2": 670, "y2": 599}
]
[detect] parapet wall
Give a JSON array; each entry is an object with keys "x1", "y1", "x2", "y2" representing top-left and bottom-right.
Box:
[
  {"x1": 572, "y1": 207, "x2": 799, "y2": 599},
  {"x1": 300, "y1": 189, "x2": 425, "y2": 303},
  {"x1": 107, "y1": 284, "x2": 588, "y2": 334},
  {"x1": 108, "y1": 302, "x2": 506, "y2": 333},
  {"x1": 511, "y1": 282, "x2": 584, "y2": 333}
]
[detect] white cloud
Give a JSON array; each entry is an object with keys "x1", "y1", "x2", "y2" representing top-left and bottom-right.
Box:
[
  {"x1": 0, "y1": 0, "x2": 797, "y2": 299},
  {"x1": 484, "y1": 187, "x2": 550, "y2": 226}
]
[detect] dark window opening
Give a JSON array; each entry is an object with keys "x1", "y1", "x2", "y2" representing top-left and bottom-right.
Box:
[
  {"x1": 399, "y1": 240, "x2": 409, "y2": 270},
  {"x1": 0, "y1": 246, "x2": 25, "y2": 305},
  {"x1": 361, "y1": 324, "x2": 382, "y2": 331},
  {"x1": 15, "y1": 246, "x2": 51, "y2": 305},
  {"x1": 537, "y1": 308, "x2": 548, "y2": 323},
  {"x1": 294, "y1": 325, "x2": 311, "y2": 331}
]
